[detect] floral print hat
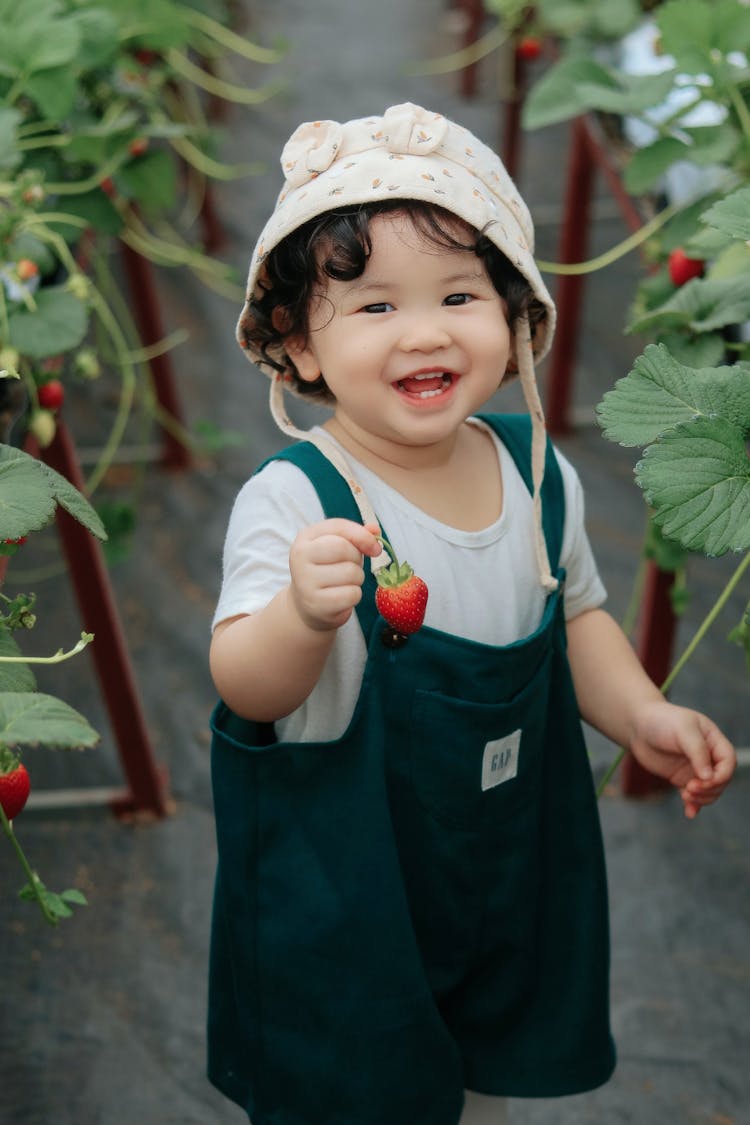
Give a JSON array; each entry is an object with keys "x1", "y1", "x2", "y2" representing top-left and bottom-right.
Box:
[{"x1": 237, "y1": 102, "x2": 559, "y2": 590}]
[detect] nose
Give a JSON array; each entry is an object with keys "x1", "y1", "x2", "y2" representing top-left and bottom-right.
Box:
[{"x1": 398, "y1": 310, "x2": 451, "y2": 352}]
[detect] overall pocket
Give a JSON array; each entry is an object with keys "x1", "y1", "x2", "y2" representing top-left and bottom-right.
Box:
[{"x1": 408, "y1": 650, "x2": 553, "y2": 830}]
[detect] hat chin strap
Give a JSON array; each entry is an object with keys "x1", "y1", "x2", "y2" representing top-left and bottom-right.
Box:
[
  {"x1": 269, "y1": 375, "x2": 387, "y2": 566},
  {"x1": 270, "y1": 342, "x2": 559, "y2": 593},
  {"x1": 514, "y1": 317, "x2": 558, "y2": 593}
]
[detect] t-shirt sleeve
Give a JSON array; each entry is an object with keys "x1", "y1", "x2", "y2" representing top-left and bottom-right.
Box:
[
  {"x1": 555, "y1": 447, "x2": 607, "y2": 620},
  {"x1": 211, "y1": 460, "x2": 326, "y2": 631}
]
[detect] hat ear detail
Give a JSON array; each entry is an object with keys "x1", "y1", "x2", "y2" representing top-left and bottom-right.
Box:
[
  {"x1": 281, "y1": 120, "x2": 344, "y2": 188},
  {"x1": 383, "y1": 103, "x2": 447, "y2": 156}
]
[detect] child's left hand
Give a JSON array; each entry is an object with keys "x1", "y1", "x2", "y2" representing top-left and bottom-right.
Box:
[{"x1": 629, "y1": 700, "x2": 736, "y2": 818}]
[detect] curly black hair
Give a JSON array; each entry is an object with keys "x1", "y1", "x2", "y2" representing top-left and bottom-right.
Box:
[{"x1": 241, "y1": 199, "x2": 547, "y2": 403}]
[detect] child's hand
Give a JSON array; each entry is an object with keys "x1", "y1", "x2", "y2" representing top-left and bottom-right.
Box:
[
  {"x1": 288, "y1": 519, "x2": 381, "y2": 632},
  {"x1": 629, "y1": 700, "x2": 736, "y2": 818}
]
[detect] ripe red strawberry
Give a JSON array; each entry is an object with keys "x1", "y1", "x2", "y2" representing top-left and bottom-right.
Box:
[
  {"x1": 37, "y1": 378, "x2": 64, "y2": 410},
  {"x1": 516, "y1": 35, "x2": 543, "y2": 60},
  {"x1": 0, "y1": 761, "x2": 30, "y2": 821},
  {"x1": 375, "y1": 537, "x2": 428, "y2": 636},
  {"x1": 668, "y1": 248, "x2": 704, "y2": 287}
]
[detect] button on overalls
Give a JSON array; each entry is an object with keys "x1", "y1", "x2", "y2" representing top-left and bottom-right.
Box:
[{"x1": 208, "y1": 414, "x2": 616, "y2": 1124}]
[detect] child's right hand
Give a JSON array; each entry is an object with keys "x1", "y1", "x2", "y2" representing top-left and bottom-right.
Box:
[{"x1": 288, "y1": 519, "x2": 381, "y2": 632}]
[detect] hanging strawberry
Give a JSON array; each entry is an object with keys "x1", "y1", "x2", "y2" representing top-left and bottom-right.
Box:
[
  {"x1": 374, "y1": 536, "x2": 428, "y2": 641},
  {"x1": 0, "y1": 758, "x2": 31, "y2": 821},
  {"x1": 668, "y1": 248, "x2": 704, "y2": 287}
]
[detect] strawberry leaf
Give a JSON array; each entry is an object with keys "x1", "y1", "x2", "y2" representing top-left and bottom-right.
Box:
[
  {"x1": 0, "y1": 628, "x2": 36, "y2": 693},
  {"x1": 0, "y1": 692, "x2": 100, "y2": 751},
  {"x1": 635, "y1": 416, "x2": 750, "y2": 555},
  {"x1": 7, "y1": 285, "x2": 88, "y2": 358},
  {"x1": 628, "y1": 275, "x2": 750, "y2": 336},
  {"x1": 597, "y1": 344, "x2": 750, "y2": 447},
  {"x1": 0, "y1": 444, "x2": 107, "y2": 541},
  {"x1": 701, "y1": 186, "x2": 750, "y2": 242}
]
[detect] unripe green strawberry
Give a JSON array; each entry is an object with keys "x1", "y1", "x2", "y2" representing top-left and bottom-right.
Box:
[
  {"x1": 28, "y1": 407, "x2": 57, "y2": 447},
  {"x1": 374, "y1": 536, "x2": 428, "y2": 636},
  {"x1": 0, "y1": 761, "x2": 30, "y2": 821}
]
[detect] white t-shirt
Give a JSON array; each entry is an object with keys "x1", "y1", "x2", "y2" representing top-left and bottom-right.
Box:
[{"x1": 213, "y1": 420, "x2": 606, "y2": 742}]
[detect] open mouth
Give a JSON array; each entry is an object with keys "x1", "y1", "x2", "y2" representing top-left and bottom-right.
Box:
[{"x1": 396, "y1": 372, "x2": 455, "y2": 399}]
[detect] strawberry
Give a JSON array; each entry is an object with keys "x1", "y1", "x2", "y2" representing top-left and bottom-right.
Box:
[
  {"x1": 28, "y1": 408, "x2": 57, "y2": 448},
  {"x1": 128, "y1": 137, "x2": 149, "y2": 157},
  {"x1": 668, "y1": 248, "x2": 704, "y2": 287},
  {"x1": 37, "y1": 378, "x2": 64, "y2": 411},
  {"x1": 16, "y1": 258, "x2": 39, "y2": 281},
  {"x1": 516, "y1": 35, "x2": 543, "y2": 60},
  {"x1": 0, "y1": 761, "x2": 30, "y2": 821},
  {"x1": 374, "y1": 536, "x2": 428, "y2": 638}
]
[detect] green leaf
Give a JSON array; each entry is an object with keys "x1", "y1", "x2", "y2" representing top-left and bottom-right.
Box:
[
  {"x1": 50, "y1": 190, "x2": 124, "y2": 237},
  {"x1": 0, "y1": 107, "x2": 21, "y2": 172},
  {"x1": 0, "y1": 444, "x2": 107, "y2": 541},
  {"x1": 116, "y1": 148, "x2": 177, "y2": 215},
  {"x1": 636, "y1": 415, "x2": 750, "y2": 555},
  {"x1": 7, "y1": 286, "x2": 88, "y2": 358},
  {"x1": 67, "y1": 8, "x2": 120, "y2": 70},
  {"x1": 657, "y1": 330, "x2": 727, "y2": 370},
  {"x1": 0, "y1": 451, "x2": 57, "y2": 537},
  {"x1": 657, "y1": 0, "x2": 750, "y2": 70},
  {"x1": 656, "y1": 0, "x2": 717, "y2": 70},
  {"x1": 624, "y1": 137, "x2": 687, "y2": 196},
  {"x1": 707, "y1": 240, "x2": 750, "y2": 283},
  {"x1": 0, "y1": 692, "x2": 100, "y2": 751},
  {"x1": 702, "y1": 187, "x2": 750, "y2": 242},
  {"x1": 578, "y1": 70, "x2": 677, "y2": 116},
  {"x1": 628, "y1": 275, "x2": 750, "y2": 336},
  {"x1": 0, "y1": 628, "x2": 36, "y2": 693},
  {"x1": 25, "y1": 66, "x2": 77, "y2": 121},
  {"x1": 597, "y1": 344, "x2": 750, "y2": 447},
  {"x1": 681, "y1": 123, "x2": 741, "y2": 168},
  {"x1": 0, "y1": 0, "x2": 81, "y2": 75},
  {"x1": 522, "y1": 57, "x2": 616, "y2": 129},
  {"x1": 60, "y1": 888, "x2": 87, "y2": 906}
]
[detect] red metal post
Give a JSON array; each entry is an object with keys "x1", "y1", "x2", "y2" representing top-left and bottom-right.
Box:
[
  {"x1": 502, "y1": 39, "x2": 525, "y2": 179},
  {"x1": 31, "y1": 420, "x2": 172, "y2": 818},
  {"x1": 118, "y1": 242, "x2": 191, "y2": 471},
  {"x1": 544, "y1": 116, "x2": 596, "y2": 435},
  {"x1": 459, "y1": 0, "x2": 486, "y2": 98},
  {"x1": 621, "y1": 562, "x2": 676, "y2": 796}
]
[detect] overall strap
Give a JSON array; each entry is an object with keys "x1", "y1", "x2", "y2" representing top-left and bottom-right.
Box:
[
  {"x1": 477, "y1": 413, "x2": 565, "y2": 574},
  {"x1": 259, "y1": 442, "x2": 382, "y2": 638}
]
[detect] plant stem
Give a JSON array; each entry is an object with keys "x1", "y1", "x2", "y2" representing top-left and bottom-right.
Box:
[
  {"x1": 182, "y1": 7, "x2": 285, "y2": 64},
  {"x1": 538, "y1": 201, "x2": 681, "y2": 275},
  {"x1": 598, "y1": 549, "x2": 750, "y2": 797},
  {"x1": 406, "y1": 21, "x2": 510, "y2": 76},
  {"x1": 0, "y1": 804, "x2": 57, "y2": 925},
  {"x1": 661, "y1": 549, "x2": 750, "y2": 694}
]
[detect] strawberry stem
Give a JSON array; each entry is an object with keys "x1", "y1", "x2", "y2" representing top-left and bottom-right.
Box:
[
  {"x1": 374, "y1": 534, "x2": 398, "y2": 566},
  {"x1": 0, "y1": 802, "x2": 58, "y2": 926}
]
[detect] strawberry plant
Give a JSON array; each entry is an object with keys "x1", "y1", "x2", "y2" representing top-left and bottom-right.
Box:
[
  {"x1": 418, "y1": 1, "x2": 750, "y2": 742},
  {"x1": 0, "y1": 423, "x2": 105, "y2": 923},
  {"x1": 0, "y1": 0, "x2": 283, "y2": 484}
]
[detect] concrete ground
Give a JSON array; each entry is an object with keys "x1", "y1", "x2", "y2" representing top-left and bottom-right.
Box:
[{"x1": 1, "y1": 1, "x2": 748, "y2": 1122}]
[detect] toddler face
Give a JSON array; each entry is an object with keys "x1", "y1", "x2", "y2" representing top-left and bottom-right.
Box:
[{"x1": 285, "y1": 211, "x2": 512, "y2": 458}]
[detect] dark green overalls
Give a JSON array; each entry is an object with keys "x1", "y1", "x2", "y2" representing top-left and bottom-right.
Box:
[{"x1": 208, "y1": 414, "x2": 616, "y2": 1124}]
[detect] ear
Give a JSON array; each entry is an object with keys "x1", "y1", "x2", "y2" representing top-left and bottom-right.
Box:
[{"x1": 284, "y1": 335, "x2": 321, "y2": 383}]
